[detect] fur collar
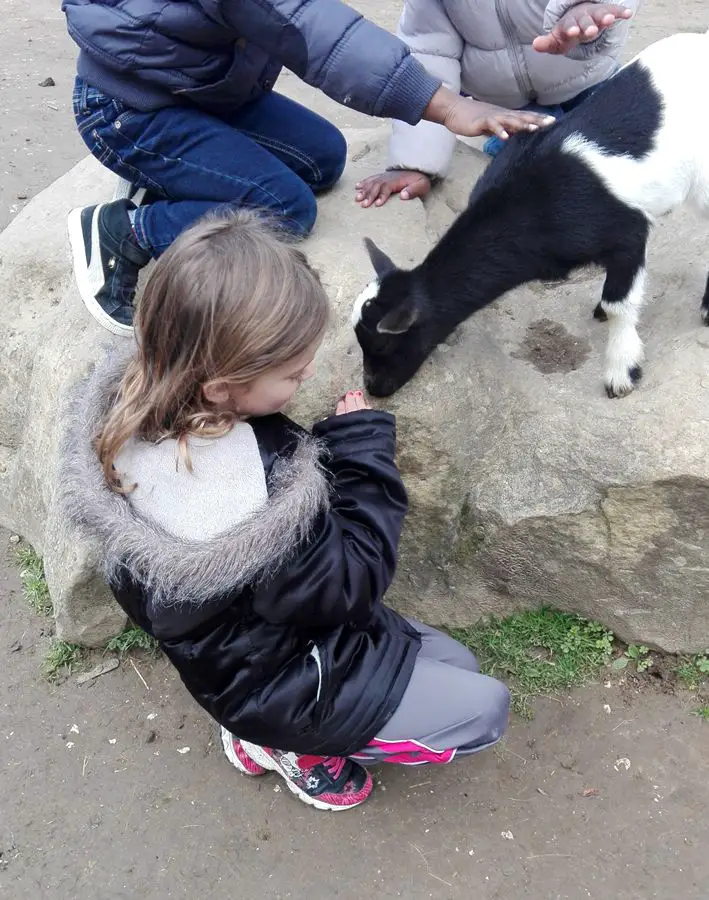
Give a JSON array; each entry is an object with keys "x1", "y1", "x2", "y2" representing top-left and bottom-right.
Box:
[{"x1": 60, "y1": 348, "x2": 331, "y2": 613}]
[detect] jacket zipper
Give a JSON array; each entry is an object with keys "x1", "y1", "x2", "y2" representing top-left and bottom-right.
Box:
[{"x1": 494, "y1": 0, "x2": 537, "y2": 103}]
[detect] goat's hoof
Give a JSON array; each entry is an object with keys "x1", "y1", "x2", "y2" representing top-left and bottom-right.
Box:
[
  {"x1": 593, "y1": 302, "x2": 608, "y2": 322},
  {"x1": 605, "y1": 365, "x2": 642, "y2": 399}
]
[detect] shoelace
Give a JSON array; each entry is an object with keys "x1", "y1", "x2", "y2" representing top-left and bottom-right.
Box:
[{"x1": 322, "y1": 756, "x2": 347, "y2": 780}]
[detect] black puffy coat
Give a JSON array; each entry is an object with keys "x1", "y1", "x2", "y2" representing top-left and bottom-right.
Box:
[{"x1": 62, "y1": 354, "x2": 421, "y2": 756}]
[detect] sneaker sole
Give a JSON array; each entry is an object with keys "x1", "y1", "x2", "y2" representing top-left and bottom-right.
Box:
[
  {"x1": 220, "y1": 727, "x2": 265, "y2": 777},
  {"x1": 67, "y1": 206, "x2": 135, "y2": 339},
  {"x1": 239, "y1": 741, "x2": 371, "y2": 812}
]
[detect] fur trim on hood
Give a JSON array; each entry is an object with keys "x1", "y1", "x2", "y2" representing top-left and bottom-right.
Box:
[{"x1": 59, "y1": 348, "x2": 331, "y2": 613}]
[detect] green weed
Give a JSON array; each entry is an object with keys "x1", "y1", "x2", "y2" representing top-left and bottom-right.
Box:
[
  {"x1": 612, "y1": 643, "x2": 653, "y2": 673},
  {"x1": 43, "y1": 639, "x2": 83, "y2": 682},
  {"x1": 676, "y1": 653, "x2": 709, "y2": 690},
  {"x1": 15, "y1": 546, "x2": 52, "y2": 617},
  {"x1": 105, "y1": 627, "x2": 160, "y2": 658},
  {"x1": 449, "y1": 607, "x2": 614, "y2": 718}
]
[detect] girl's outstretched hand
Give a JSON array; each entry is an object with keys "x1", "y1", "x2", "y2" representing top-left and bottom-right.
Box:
[
  {"x1": 533, "y1": 3, "x2": 633, "y2": 55},
  {"x1": 336, "y1": 390, "x2": 371, "y2": 415}
]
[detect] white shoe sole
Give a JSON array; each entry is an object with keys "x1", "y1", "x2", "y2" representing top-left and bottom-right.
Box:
[
  {"x1": 220, "y1": 727, "x2": 264, "y2": 777},
  {"x1": 67, "y1": 206, "x2": 134, "y2": 338},
  {"x1": 239, "y1": 740, "x2": 370, "y2": 812}
]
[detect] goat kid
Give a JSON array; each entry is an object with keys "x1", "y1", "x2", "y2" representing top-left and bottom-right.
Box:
[{"x1": 352, "y1": 30, "x2": 709, "y2": 399}]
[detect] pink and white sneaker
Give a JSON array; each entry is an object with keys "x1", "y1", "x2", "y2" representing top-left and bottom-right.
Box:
[
  {"x1": 238, "y1": 741, "x2": 373, "y2": 811},
  {"x1": 220, "y1": 727, "x2": 267, "y2": 776}
]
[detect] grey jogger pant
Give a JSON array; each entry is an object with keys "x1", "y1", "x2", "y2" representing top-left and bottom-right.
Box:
[{"x1": 350, "y1": 620, "x2": 510, "y2": 765}]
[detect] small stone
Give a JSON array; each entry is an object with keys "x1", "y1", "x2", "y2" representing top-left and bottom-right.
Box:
[
  {"x1": 17, "y1": 194, "x2": 27, "y2": 201},
  {"x1": 145, "y1": 731, "x2": 157, "y2": 744},
  {"x1": 176, "y1": 746, "x2": 190, "y2": 754},
  {"x1": 501, "y1": 831, "x2": 514, "y2": 840},
  {"x1": 614, "y1": 757, "x2": 631, "y2": 772},
  {"x1": 8, "y1": 535, "x2": 20, "y2": 544},
  {"x1": 39, "y1": 77, "x2": 56, "y2": 87}
]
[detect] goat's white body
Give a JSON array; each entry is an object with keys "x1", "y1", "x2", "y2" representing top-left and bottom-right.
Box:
[
  {"x1": 562, "y1": 33, "x2": 709, "y2": 222},
  {"x1": 561, "y1": 31, "x2": 709, "y2": 396}
]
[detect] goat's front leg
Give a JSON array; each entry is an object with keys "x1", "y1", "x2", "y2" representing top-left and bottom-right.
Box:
[{"x1": 600, "y1": 252, "x2": 647, "y2": 398}]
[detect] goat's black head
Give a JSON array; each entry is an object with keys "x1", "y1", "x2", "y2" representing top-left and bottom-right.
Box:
[{"x1": 352, "y1": 238, "x2": 435, "y2": 397}]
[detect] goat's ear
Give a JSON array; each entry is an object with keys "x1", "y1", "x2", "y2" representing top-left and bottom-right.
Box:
[
  {"x1": 364, "y1": 237, "x2": 398, "y2": 279},
  {"x1": 376, "y1": 300, "x2": 420, "y2": 335}
]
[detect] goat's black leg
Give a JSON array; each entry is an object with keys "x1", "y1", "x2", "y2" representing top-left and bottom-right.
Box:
[
  {"x1": 701, "y1": 272, "x2": 709, "y2": 325},
  {"x1": 600, "y1": 249, "x2": 648, "y2": 398}
]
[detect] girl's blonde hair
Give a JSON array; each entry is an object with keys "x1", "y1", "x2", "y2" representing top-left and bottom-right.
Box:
[{"x1": 96, "y1": 210, "x2": 330, "y2": 487}]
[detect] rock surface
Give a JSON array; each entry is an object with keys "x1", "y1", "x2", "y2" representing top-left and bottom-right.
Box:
[{"x1": 1, "y1": 127, "x2": 708, "y2": 651}]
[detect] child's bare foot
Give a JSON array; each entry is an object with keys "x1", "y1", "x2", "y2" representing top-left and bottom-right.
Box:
[
  {"x1": 355, "y1": 170, "x2": 432, "y2": 208},
  {"x1": 335, "y1": 390, "x2": 371, "y2": 415}
]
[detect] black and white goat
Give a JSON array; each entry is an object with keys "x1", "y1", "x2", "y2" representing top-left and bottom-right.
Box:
[{"x1": 352, "y1": 30, "x2": 709, "y2": 398}]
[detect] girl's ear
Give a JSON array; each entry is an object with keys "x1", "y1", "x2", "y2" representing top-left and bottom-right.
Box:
[{"x1": 202, "y1": 380, "x2": 232, "y2": 404}]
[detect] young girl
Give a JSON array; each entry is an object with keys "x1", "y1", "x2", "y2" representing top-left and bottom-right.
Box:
[
  {"x1": 355, "y1": 0, "x2": 637, "y2": 207},
  {"x1": 61, "y1": 211, "x2": 510, "y2": 811}
]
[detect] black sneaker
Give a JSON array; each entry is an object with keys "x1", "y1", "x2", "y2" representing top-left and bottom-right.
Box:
[{"x1": 67, "y1": 199, "x2": 150, "y2": 337}]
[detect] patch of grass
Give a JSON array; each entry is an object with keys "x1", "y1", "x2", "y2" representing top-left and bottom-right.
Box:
[
  {"x1": 692, "y1": 706, "x2": 709, "y2": 722},
  {"x1": 15, "y1": 546, "x2": 53, "y2": 616},
  {"x1": 43, "y1": 639, "x2": 83, "y2": 682},
  {"x1": 449, "y1": 607, "x2": 614, "y2": 718},
  {"x1": 105, "y1": 626, "x2": 160, "y2": 658},
  {"x1": 675, "y1": 653, "x2": 709, "y2": 691}
]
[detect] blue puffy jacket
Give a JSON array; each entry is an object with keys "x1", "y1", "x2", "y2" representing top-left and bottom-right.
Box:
[{"x1": 61, "y1": 0, "x2": 441, "y2": 125}]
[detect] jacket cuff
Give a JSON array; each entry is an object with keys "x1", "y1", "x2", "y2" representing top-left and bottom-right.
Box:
[
  {"x1": 313, "y1": 409, "x2": 396, "y2": 436},
  {"x1": 375, "y1": 56, "x2": 442, "y2": 126}
]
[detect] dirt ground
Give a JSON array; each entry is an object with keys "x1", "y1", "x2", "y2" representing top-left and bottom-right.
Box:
[
  {"x1": 2, "y1": 534, "x2": 708, "y2": 900},
  {"x1": 2, "y1": 1, "x2": 709, "y2": 898}
]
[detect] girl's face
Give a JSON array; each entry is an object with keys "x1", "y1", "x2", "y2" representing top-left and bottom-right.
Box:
[{"x1": 223, "y1": 341, "x2": 321, "y2": 417}]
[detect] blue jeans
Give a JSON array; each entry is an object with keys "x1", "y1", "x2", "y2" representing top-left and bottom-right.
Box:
[{"x1": 72, "y1": 78, "x2": 348, "y2": 255}]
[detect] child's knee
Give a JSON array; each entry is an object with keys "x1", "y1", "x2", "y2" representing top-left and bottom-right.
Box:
[
  {"x1": 469, "y1": 676, "x2": 511, "y2": 747},
  {"x1": 283, "y1": 187, "x2": 318, "y2": 237},
  {"x1": 317, "y1": 127, "x2": 347, "y2": 191}
]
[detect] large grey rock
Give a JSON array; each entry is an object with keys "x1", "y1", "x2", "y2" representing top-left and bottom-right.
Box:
[
  {"x1": 0, "y1": 157, "x2": 128, "y2": 645},
  {"x1": 2, "y1": 127, "x2": 708, "y2": 652}
]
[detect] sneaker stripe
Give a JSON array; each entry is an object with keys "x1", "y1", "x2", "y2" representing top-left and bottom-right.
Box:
[{"x1": 86, "y1": 205, "x2": 106, "y2": 300}]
